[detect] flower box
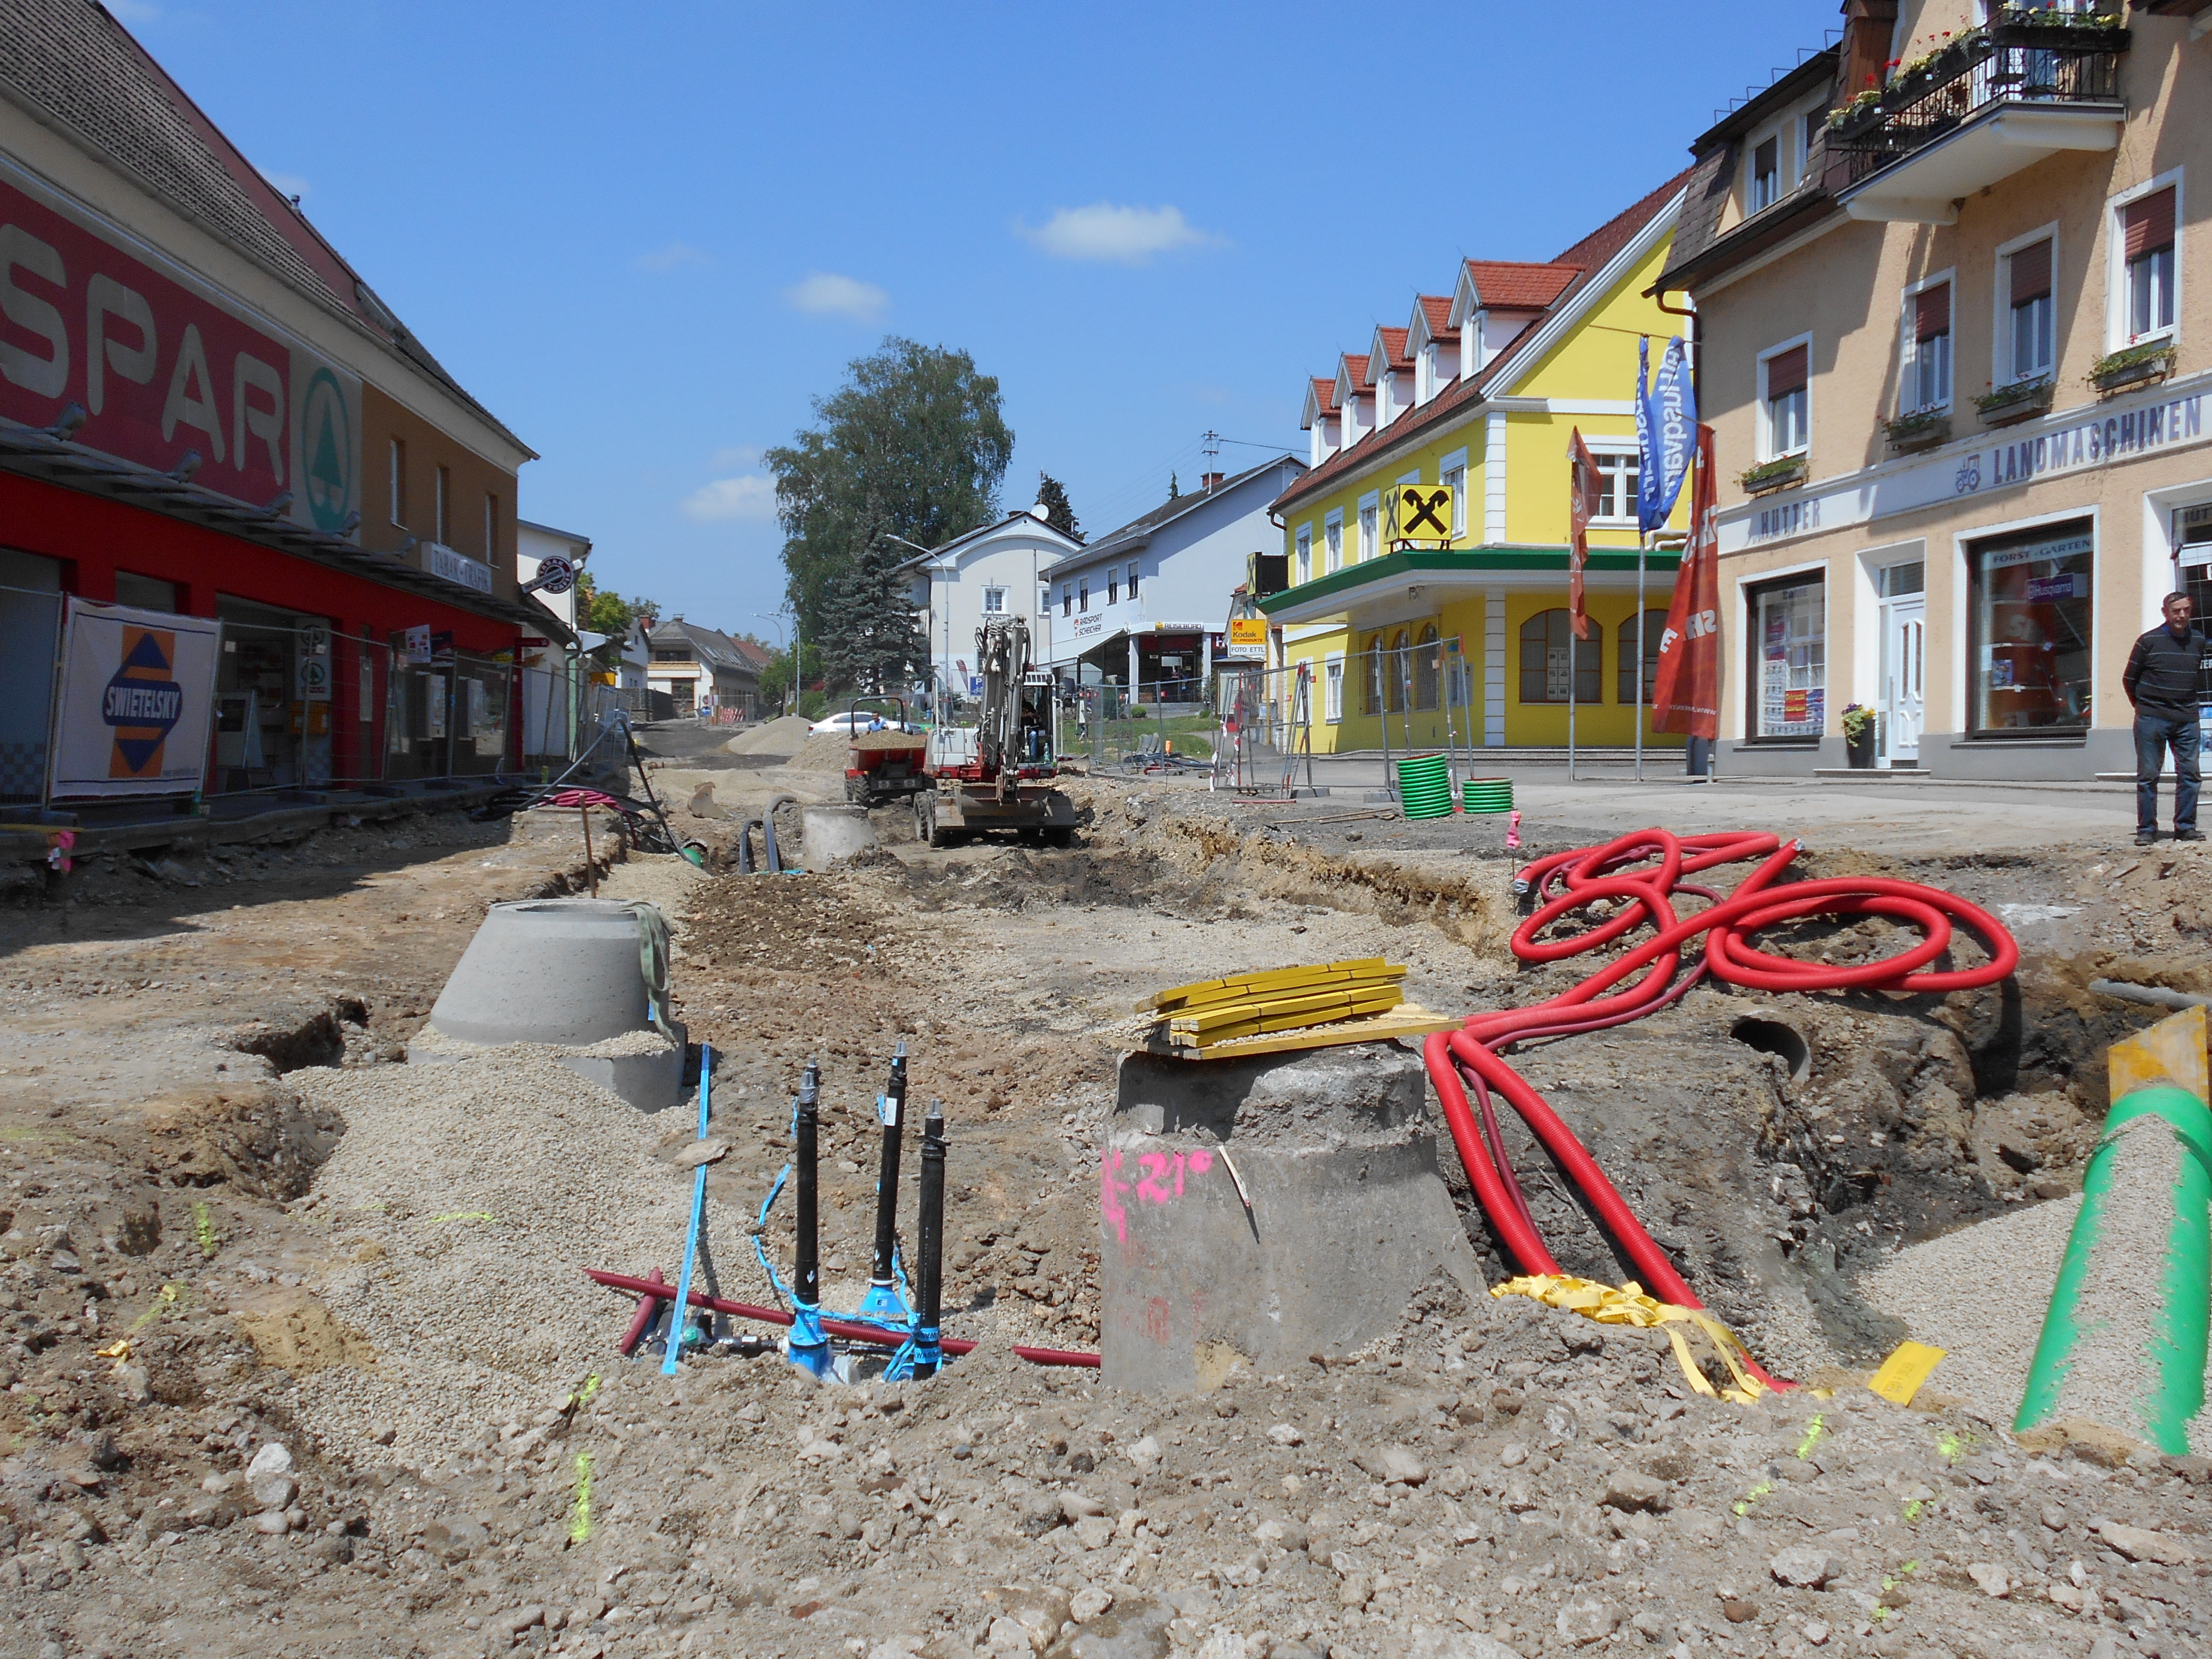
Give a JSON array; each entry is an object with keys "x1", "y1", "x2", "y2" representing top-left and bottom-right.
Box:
[
  {"x1": 1974, "y1": 378, "x2": 2054, "y2": 428},
  {"x1": 2091, "y1": 343, "x2": 2177, "y2": 395},
  {"x1": 1884, "y1": 411, "x2": 1950, "y2": 453},
  {"x1": 1740, "y1": 457, "x2": 1808, "y2": 496}
]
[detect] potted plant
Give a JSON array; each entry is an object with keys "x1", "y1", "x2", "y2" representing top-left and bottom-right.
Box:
[
  {"x1": 1884, "y1": 408, "x2": 1951, "y2": 453},
  {"x1": 2091, "y1": 340, "x2": 2178, "y2": 395},
  {"x1": 1740, "y1": 455, "x2": 1808, "y2": 495},
  {"x1": 1990, "y1": 3, "x2": 2128, "y2": 52},
  {"x1": 1974, "y1": 377, "x2": 2054, "y2": 428},
  {"x1": 1841, "y1": 703, "x2": 1876, "y2": 769}
]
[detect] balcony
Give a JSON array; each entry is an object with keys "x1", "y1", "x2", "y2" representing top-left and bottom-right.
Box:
[{"x1": 1830, "y1": 9, "x2": 2129, "y2": 225}]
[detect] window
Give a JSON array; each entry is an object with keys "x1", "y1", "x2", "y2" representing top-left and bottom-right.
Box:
[
  {"x1": 1747, "y1": 574, "x2": 1825, "y2": 740},
  {"x1": 1760, "y1": 341, "x2": 1810, "y2": 459},
  {"x1": 114, "y1": 571, "x2": 177, "y2": 610},
  {"x1": 1617, "y1": 609, "x2": 1669, "y2": 706},
  {"x1": 1969, "y1": 521, "x2": 2092, "y2": 734},
  {"x1": 1078, "y1": 579, "x2": 1090, "y2": 613},
  {"x1": 435, "y1": 465, "x2": 451, "y2": 544},
  {"x1": 1362, "y1": 634, "x2": 1385, "y2": 716},
  {"x1": 1324, "y1": 655, "x2": 1345, "y2": 723},
  {"x1": 1441, "y1": 454, "x2": 1468, "y2": 539},
  {"x1": 1750, "y1": 135, "x2": 1780, "y2": 213},
  {"x1": 2004, "y1": 237, "x2": 2055, "y2": 383},
  {"x1": 1358, "y1": 493, "x2": 1379, "y2": 562},
  {"x1": 1902, "y1": 280, "x2": 1952, "y2": 413},
  {"x1": 2123, "y1": 185, "x2": 2177, "y2": 343},
  {"x1": 1295, "y1": 525, "x2": 1313, "y2": 586},
  {"x1": 1127, "y1": 562, "x2": 1140, "y2": 599},
  {"x1": 1801, "y1": 112, "x2": 1824, "y2": 180},
  {"x1": 1592, "y1": 451, "x2": 1640, "y2": 523},
  {"x1": 1325, "y1": 511, "x2": 1344, "y2": 573},
  {"x1": 389, "y1": 438, "x2": 407, "y2": 526},
  {"x1": 653, "y1": 648, "x2": 691, "y2": 663},
  {"x1": 1062, "y1": 585, "x2": 1072, "y2": 618},
  {"x1": 981, "y1": 586, "x2": 1005, "y2": 614},
  {"x1": 1519, "y1": 610, "x2": 1600, "y2": 705},
  {"x1": 483, "y1": 493, "x2": 499, "y2": 559},
  {"x1": 1385, "y1": 630, "x2": 1409, "y2": 713},
  {"x1": 1107, "y1": 570, "x2": 1119, "y2": 605},
  {"x1": 1414, "y1": 625, "x2": 1442, "y2": 711}
]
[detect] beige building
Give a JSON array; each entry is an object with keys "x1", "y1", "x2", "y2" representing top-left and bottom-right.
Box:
[{"x1": 1658, "y1": 0, "x2": 2210, "y2": 778}]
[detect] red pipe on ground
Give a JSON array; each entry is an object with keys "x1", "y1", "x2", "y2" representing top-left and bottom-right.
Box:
[
  {"x1": 584, "y1": 1267, "x2": 1101, "y2": 1369},
  {"x1": 1428, "y1": 829, "x2": 2018, "y2": 1392}
]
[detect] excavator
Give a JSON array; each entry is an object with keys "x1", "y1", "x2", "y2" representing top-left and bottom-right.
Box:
[{"x1": 913, "y1": 616, "x2": 1079, "y2": 849}]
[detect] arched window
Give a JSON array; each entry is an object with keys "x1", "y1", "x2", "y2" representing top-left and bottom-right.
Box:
[
  {"x1": 1361, "y1": 634, "x2": 1385, "y2": 716},
  {"x1": 1519, "y1": 609, "x2": 1601, "y2": 704},
  {"x1": 1617, "y1": 608, "x2": 1671, "y2": 707},
  {"x1": 1386, "y1": 629, "x2": 1409, "y2": 712},
  {"x1": 1414, "y1": 624, "x2": 1442, "y2": 711}
]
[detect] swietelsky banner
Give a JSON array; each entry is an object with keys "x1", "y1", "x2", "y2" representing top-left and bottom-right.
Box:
[
  {"x1": 1650, "y1": 425, "x2": 1720, "y2": 739},
  {"x1": 48, "y1": 598, "x2": 223, "y2": 799}
]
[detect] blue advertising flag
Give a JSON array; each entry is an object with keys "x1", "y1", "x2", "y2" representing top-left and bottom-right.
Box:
[
  {"x1": 1635, "y1": 336, "x2": 1657, "y2": 531},
  {"x1": 1647, "y1": 337, "x2": 1697, "y2": 529}
]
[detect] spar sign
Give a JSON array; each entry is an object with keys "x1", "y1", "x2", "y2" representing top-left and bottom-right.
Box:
[
  {"x1": 49, "y1": 599, "x2": 222, "y2": 799},
  {"x1": 0, "y1": 164, "x2": 362, "y2": 534}
]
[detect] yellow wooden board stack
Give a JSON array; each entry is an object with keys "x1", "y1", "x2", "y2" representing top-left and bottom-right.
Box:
[
  {"x1": 1136, "y1": 959, "x2": 1423, "y2": 1058},
  {"x1": 1140, "y1": 1003, "x2": 1459, "y2": 1062}
]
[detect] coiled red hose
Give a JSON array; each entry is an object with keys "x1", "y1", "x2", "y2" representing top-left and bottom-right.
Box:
[{"x1": 1425, "y1": 829, "x2": 2018, "y2": 1391}]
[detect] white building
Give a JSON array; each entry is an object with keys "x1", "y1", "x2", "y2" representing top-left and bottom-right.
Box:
[
  {"x1": 898, "y1": 510, "x2": 1083, "y2": 709},
  {"x1": 1039, "y1": 456, "x2": 1307, "y2": 705},
  {"x1": 514, "y1": 518, "x2": 591, "y2": 763}
]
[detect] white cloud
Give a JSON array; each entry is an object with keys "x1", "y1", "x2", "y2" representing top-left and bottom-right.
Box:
[
  {"x1": 682, "y1": 475, "x2": 777, "y2": 523},
  {"x1": 635, "y1": 242, "x2": 711, "y2": 273},
  {"x1": 785, "y1": 272, "x2": 888, "y2": 322},
  {"x1": 1017, "y1": 203, "x2": 1219, "y2": 264}
]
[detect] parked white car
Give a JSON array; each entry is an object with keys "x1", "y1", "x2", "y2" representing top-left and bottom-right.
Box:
[{"x1": 810, "y1": 711, "x2": 916, "y2": 735}]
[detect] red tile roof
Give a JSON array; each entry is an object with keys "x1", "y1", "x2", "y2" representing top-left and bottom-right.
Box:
[
  {"x1": 1417, "y1": 295, "x2": 1453, "y2": 337},
  {"x1": 1310, "y1": 377, "x2": 1338, "y2": 413},
  {"x1": 1461, "y1": 260, "x2": 1583, "y2": 311},
  {"x1": 1338, "y1": 353, "x2": 1371, "y2": 392},
  {"x1": 1273, "y1": 168, "x2": 1692, "y2": 517},
  {"x1": 1369, "y1": 327, "x2": 1412, "y2": 375}
]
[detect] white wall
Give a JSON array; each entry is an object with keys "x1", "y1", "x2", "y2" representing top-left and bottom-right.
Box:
[{"x1": 911, "y1": 517, "x2": 1076, "y2": 703}]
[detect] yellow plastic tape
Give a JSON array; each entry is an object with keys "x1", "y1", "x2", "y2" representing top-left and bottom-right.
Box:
[
  {"x1": 1491, "y1": 1274, "x2": 1769, "y2": 1404},
  {"x1": 1868, "y1": 1339, "x2": 1946, "y2": 1406}
]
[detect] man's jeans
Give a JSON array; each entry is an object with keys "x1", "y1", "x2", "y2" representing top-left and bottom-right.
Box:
[{"x1": 2136, "y1": 710, "x2": 2201, "y2": 833}]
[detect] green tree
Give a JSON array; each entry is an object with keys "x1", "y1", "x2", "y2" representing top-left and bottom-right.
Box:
[
  {"x1": 1036, "y1": 472, "x2": 1084, "y2": 544},
  {"x1": 766, "y1": 338, "x2": 1013, "y2": 695},
  {"x1": 1168, "y1": 471, "x2": 1180, "y2": 500},
  {"x1": 574, "y1": 571, "x2": 660, "y2": 636}
]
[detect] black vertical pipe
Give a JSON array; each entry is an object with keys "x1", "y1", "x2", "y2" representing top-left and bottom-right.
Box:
[
  {"x1": 868, "y1": 1041, "x2": 909, "y2": 1294},
  {"x1": 914, "y1": 1099, "x2": 947, "y2": 1378},
  {"x1": 794, "y1": 1057, "x2": 821, "y2": 1311}
]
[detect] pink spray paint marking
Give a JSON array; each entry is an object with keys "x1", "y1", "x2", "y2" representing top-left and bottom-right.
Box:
[
  {"x1": 1505, "y1": 809, "x2": 1522, "y2": 851},
  {"x1": 1100, "y1": 1148, "x2": 1132, "y2": 1244},
  {"x1": 1102, "y1": 1146, "x2": 1219, "y2": 1241}
]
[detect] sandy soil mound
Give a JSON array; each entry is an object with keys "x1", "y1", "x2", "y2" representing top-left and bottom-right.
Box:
[
  {"x1": 786, "y1": 727, "x2": 921, "y2": 772},
  {"x1": 724, "y1": 713, "x2": 813, "y2": 756}
]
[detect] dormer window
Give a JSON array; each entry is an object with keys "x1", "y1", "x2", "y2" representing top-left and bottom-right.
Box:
[{"x1": 1750, "y1": 135, "x2": 1781, "y2": 213}]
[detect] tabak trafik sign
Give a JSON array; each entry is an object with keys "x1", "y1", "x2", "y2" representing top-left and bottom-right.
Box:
[{"x1": 0, "y1": 161, "x2": 362, "y2": 535}]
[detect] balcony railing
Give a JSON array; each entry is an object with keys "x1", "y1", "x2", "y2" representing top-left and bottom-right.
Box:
[{"x1": 1829, "y1": 9, "x2": 2129, "y2": 192}]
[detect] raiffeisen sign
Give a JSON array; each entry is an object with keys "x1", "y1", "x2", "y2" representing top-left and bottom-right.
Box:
[{"x1": 0, "y1": 164, "x2": 362, "y2": 536}]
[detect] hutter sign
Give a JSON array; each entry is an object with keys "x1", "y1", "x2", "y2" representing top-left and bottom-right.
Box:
[
  {"x1": 49, "y1": 598, "x2": 222, "y2": 799},
  {"x1": 0, "y1": 164, "x2": 362, "y2": 534}
]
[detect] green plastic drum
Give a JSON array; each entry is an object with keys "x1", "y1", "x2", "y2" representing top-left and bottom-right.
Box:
[
  {"x1": 1463, "y1": 778, "x2": 1514, "y2": 815},
  {"x1": 1398, "y1": 753, "x2": 1454, "y2": 820}
]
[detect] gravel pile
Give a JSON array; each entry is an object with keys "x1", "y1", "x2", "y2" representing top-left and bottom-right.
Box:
[
  {"x1": 724, "y1": 714, "x2": 813, "y2": 756},
  {"x1": 287, "y1": 1045, "x2": 735, "y2": 1466}
]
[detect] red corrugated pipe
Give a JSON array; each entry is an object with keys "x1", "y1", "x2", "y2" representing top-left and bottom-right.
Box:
[{"x1": 1425, "y1": 829, "x2": 2018, "y2": 1392}]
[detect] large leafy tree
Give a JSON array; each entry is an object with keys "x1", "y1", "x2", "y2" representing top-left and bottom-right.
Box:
[{"x1": 767, "y1": 338, "x2": 1014, "y2": 696}]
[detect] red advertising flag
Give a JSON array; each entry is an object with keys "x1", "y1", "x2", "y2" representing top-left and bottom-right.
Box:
[
  {"x1": 1566, "y1": 428, "x2": 1601, "y2": 642},
  {"x1": 1651, "y1": 425, "x2": 1721, "y2": 739}
]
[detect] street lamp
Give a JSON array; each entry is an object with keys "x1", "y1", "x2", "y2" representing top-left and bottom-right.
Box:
[{"x1": 879, "y1": 532, "x2": 947, "y2": 720}]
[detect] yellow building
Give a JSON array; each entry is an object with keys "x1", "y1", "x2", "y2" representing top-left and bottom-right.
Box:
[{"x1": 1264, "y1": 174, "x2": 1699, "y2": 754}]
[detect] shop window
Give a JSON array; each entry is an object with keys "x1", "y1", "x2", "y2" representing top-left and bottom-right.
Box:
[
  {"x1": 1969, "y1": 521, "x2": 2093, "y2": 735},
  {"x1": 1414, "y1": 625, "x2": 1442, "y2": 711},
  {"x1": 1519, "y1": 610, "x2": 1600, "y2": 705},
  {"x1": 1759, "y1": 341, "x2": 1810, "y2": 459},
  {"x1": 2004, "y1": 237, "x2": 2055, "y2": 384},
  {"x1": 2181, "y1": 505, "x2": 2212, "y2": 701},
  {"x1": 1362, "y1": 633, "x2": 1385, "y2": 716},
  {"x1": 1384, "y1": 630, "x2": 1410, "y2": 713},
  {"x1": 1747, "y1": 575, "x2": 1825, "y2": 740},
  {"x1": 1617, "y1": 608, "x2": 1669, "y2": 706},
  {"x1": 2121, "y1": 185, "x2": 2177, "y2": 345},
  {"x1": 1902, "y1": 280, "x2": 1952, "y2": 413},
  {"x1": 113, "y1": 572, "x2": 177, "y2": 611}
]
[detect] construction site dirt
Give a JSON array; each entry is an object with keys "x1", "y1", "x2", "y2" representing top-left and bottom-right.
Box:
[{"x1": 4, "y1": 739, "x2": 2212, "y2": 1659}]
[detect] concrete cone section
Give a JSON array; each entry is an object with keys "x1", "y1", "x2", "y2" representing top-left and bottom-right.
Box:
[
  {"x1": 1100, "y1": 1041, "x2": 1485, "y2": 1392},
  {"x1": 408, "y1": 898, "x2": 685, "y2": 1110},
  {"x1": 801, "y1": 803, "x2": 878, "y2": 863}
]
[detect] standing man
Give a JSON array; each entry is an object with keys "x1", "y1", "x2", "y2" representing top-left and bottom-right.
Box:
[{"x1": 2124, "y1": 591, "x2": 2207, "y2": 846}]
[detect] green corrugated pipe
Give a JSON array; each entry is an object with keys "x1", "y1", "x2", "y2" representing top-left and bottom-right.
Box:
[{"x1": 2015, "y1": 1085, "x2": 2212, "y2": 1455}]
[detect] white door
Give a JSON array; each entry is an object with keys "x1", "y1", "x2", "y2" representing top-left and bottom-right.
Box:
[{"x1": 1881, "y1": 598, "x2": 1926, "y2": 766}]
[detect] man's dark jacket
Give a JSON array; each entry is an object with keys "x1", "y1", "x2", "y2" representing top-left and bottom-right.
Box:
[{"x1": 2125, "y1": 622, "x2": 2209, "y2": 721}]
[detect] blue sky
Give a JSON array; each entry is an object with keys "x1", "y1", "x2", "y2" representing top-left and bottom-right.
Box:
[{"x1": 120, "y1": 1, "x2": 1838, "y2": 639}]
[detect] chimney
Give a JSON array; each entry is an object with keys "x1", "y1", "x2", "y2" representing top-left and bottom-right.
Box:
[{"x1": 1201, "y1": 472, "x2": 1225, "y2": 493}]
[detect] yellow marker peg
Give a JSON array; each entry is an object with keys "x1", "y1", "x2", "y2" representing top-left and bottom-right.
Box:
[{"x1": 1869, "y1": 1340, "x2": 1947, "y2": 1406}]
